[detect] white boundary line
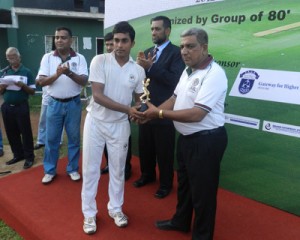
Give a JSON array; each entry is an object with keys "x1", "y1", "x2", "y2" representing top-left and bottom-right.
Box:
[{"x1": 254, "y1": 22, "x2": 300, "y2": 37}]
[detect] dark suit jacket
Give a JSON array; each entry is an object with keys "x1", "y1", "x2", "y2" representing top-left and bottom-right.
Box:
[{"x1": 144, "y1": 42, "x2": 185, "y2": 124}]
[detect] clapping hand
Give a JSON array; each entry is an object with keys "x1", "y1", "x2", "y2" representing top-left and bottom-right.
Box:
[
  {"x1": 57, "y1": 62, "x2": 70, "y2": 76},
  {"x1": 136, "y1": 51, "x2": 154, "y2": 71}
]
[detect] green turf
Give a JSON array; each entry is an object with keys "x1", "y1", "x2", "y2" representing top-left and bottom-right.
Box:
[
  {"x1": 0, "y1": 220, "x2": 22, "y2": 240},
  {"x1": 118, "y1": 0, "x2": 300, "y2": 215}
]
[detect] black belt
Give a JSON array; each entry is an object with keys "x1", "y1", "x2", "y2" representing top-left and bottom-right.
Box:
[
  {"x1": 183, "y1": 127, "x2": 224, "y2": 138},
  {"x1": 51, "y1": 95, "x2": 79, "y2": 102}
]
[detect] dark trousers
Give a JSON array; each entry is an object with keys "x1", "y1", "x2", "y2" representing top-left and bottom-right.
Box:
[
  {"x1": 138, "y1": 123, "x2": 175, "y2": 189},
  {"x1": 1, "y1": 101, "x2": 34, "y2": 160},
  {"x1": 104, "y1": 135, "x2": 132, "y2": 172},
  {"x1": 171, "y1": 127, "x2": 228, "y2": 240}
]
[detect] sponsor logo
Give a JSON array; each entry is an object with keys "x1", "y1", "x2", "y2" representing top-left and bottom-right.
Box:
[
  {"x1": 225, "y1": 113, "x2": 260, "y2": 129},
  {"x1": 264, "y1": 123, "x2": 271, "y2": 130},
  {"x1": 238, "y1": 70, "x2": 259, "y2": 94},
  {"x1": 195, "y1": 0, "x2": 220, "y2": 3},
  {"x1": 263, "y1": 121, "x2": 300, "y2": 138}
]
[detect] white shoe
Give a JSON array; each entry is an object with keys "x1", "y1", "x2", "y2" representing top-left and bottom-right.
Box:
[
  {"x1": 109, "y1": 211, "x2": 128, "y2": 227},
  {"x1": 83, "y1": 217, "x2": 96, "y2": 234},
  {"x1": 69, "y1": 172, "x2": 81, "y2": 181},
  {"x1": 42, "y1": 174, "x2": 55, "y2": 184}
]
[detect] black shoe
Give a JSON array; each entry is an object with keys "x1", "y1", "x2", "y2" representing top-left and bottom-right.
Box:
[
  {"x1": 154, "y1": 188, "x2": 171, "y2": 199},
  {"x1": 23, "y1": 159, "x2": 34, "y2": 169},
  {"x1": 155, "y1": 220, "x2": 189, "y2": 233},
  {"x1": 34, "y1": 144, "x2": 45, "y2": 150},
  {"x1": 6, "y1": 157, "x2": 24, "y2": 165},
  {"x1": 0, "y1": 149, "x2": 3, "y2": 157},
  {"x1": 133, "y1": 177, "x2": 155, "y2": 188},
  {"x1": 101, "y1": 165, "x2": 109, "y2": 174},
  {"x1": 125, "y1": 170, "x2": 131, "y2": 181}
]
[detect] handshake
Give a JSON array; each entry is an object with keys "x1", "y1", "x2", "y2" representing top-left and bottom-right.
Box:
[
  {"x1": 129, "y1": 101, "x2": 164, "y2": 124},
  {"x1": 129, "y1": 77, "x2": 164, "y2": 124}
]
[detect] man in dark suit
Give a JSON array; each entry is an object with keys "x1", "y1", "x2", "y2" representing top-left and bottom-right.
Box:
[{"x1": 135, "y1": 16, "x2": 185, "y2": 199}]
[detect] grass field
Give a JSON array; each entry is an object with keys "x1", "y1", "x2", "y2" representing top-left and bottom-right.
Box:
[{"x1": 108, "y1": 0, "x2": 300, "y2": 215}]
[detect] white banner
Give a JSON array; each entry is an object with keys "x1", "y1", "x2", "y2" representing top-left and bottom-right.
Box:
[
  {"x1": 229, "y1": 68, "x2": 300, "y2": 105},
  {"x1": 104, "y1": 0, "x2": 224, "y2": 28},
  {"x1": 225, "y1": 113, "x2": 260, "y2": 129},
  {"x1": 263, "y1": 120, "x2": 300, "y2": 138}
]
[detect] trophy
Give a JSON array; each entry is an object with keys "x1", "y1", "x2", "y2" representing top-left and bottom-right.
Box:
[{"x1": 139, "y1": 78, "x2": 150, "y2": 112}]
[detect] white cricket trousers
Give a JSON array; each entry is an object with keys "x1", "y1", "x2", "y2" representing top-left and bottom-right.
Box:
[{"x1": 81, "y1": 113, "x2": 130, "y2": 218}]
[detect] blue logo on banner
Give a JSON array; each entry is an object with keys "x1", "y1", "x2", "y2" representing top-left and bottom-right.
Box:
[
  {"x1": 265, "y1": 123, "x2": 271, "y2": 130},
  {"x1": 238, "y1": 70, "x2": 259, "y2": 94}
]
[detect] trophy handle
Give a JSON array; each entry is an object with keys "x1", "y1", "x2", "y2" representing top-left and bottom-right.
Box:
[{"x1": 139, "y1": 101, "x2": 148, "y2": 112}]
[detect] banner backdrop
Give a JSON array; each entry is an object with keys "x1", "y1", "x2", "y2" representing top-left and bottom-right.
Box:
[{"x1": 105, "y1": 0, "x2": 300, "y2": 215}]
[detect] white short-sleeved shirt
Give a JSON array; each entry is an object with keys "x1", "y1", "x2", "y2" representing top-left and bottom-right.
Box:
[
  {"x1": 87, "y1": 52, "x2": 145, "y2": 122},
  {"x1": 38, "y1": 50, "x2": 88, "y2": 98},
  {"x1": 36, "y1": 70, "x2": 50, "y2": 105},
  {"x1": 173, "y1": 61, "x2": 227, "y2": 135}
]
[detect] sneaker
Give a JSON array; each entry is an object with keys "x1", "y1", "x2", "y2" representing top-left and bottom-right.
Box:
[
  {"x1": 69, "y1": 172, "x2": 81, "y2": 181},
  {"x1": 83, "y1": 217, "x2": 96, "y2": 234},
  {"x1": 109, "y1": 211, "x2": 128, "y2": 227},
  {"x1": 42, "y1": 174, "x2": 55, "y2": 184}
]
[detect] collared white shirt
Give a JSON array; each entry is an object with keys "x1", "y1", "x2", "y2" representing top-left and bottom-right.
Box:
[
  {"x1": 38, "y1": 51, "x2": 88, "y2": 99},
  {"x1": 173, "y1": 61, "x2": 228, "y2": 135},
  {"x1": 87, "y1": 52, "x2": 145, "y2": 123}
]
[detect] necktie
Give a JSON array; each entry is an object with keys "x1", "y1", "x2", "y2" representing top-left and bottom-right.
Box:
[{"x1": 152, "y1": 47, "x2": 159, "y2": 62}]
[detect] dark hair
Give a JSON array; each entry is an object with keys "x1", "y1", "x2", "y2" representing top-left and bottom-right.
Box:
[
  {"x1": 55, "y1": 26, "x2": 73, "y2": 37},
  {"x1": 151, "y1": 16, "x2": 171, "y2": 30},
  {"x1": 180, "y1": 28, "x2": 208, "y2": 45},
  {"x1": 104, "y1": 32, "x2": 113, "y2": 41},
  {"x1": 112, "y1": 21, "x2": 135, "y2": 41}
]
